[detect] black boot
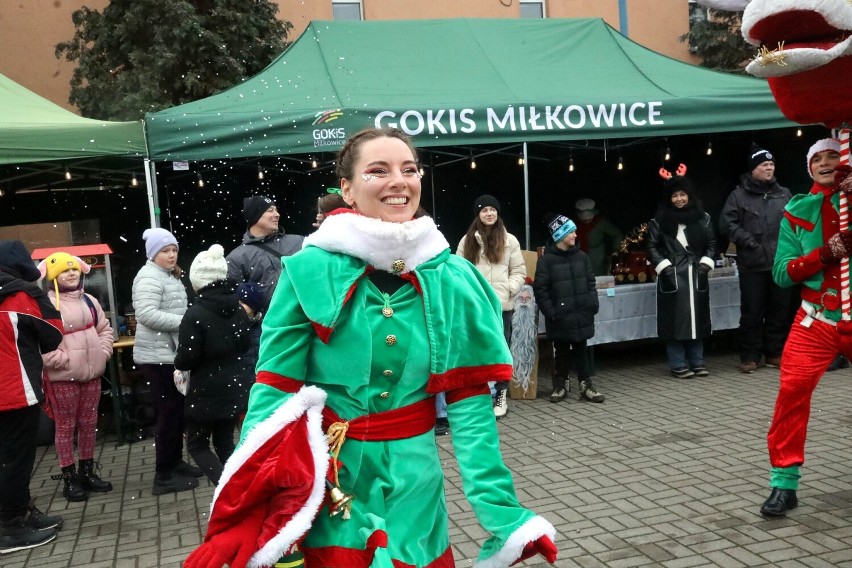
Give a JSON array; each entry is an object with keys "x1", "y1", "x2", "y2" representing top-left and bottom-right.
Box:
[
  {"x1": 152, "y1": 472, "x2": 198, "y2": 496},
  {"x1": 58, "y1": 465, "x2": 87, "y2": 502},
  {"x1": 78, "y1": 459, "x2": 112, "y2": 493},
  {"x1": 760, "y1": 488, "x2": 798, "y2": 517},
  {"x1": 579, "y1": 379, "x2": 605, "y2": 403},
  {"x1": 549, "y1": 377, "x2": 568, "y2": 403}
]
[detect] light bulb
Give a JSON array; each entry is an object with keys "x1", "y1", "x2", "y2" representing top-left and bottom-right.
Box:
[
  {"x1": 569, "y1": 157, "x2": 575, "y2": 172},
  {"x1": 706, "y1": 142, "x2": 713, "y2": 156},
  {"x1": 419, "y1": 167, "x2": 425, "y2": 176},
  {"x1": 796, "y1": 128, "x2": 803, "y2": 137},
  {"x1": 664, "y1": 147, "x2": 671, "y2": 161},
  {"x1": 65, "y1": 168, "x2": 72, "y2": 180},
  {"x1": 131, "y1": 174, "x2": 138, "y2": 187},
  {"x1": 257, "y1": 165, "x2": 265, "y2": 180},
  {"x1": 471, "y1": 158, "x2": 477, "y2": 170},
  {"x1": 617, "y1": 156, "x2": 624, "y2": 171},
  {"x1": 311, "y1": 159, "x2": 318, "y2": 168},
  {"x1": 197, "y1": 174, "x2": 205, "y2": 188},
  {"x1": 518, "y1": 155, "x2": 524, "y2": 166}
]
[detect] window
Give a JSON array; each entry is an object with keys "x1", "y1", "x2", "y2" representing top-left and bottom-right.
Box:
[
  {"x1": 520, "y1": 0, "x2": 545, "y2": 19},
  {"x1": 333, "y1": 1, "x2": 362, "y2": 21},
  {"x1": 687, "y1": 0, "x2": 708, "y2": 53}
]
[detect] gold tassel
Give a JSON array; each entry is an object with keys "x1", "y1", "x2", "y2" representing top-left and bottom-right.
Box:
[{"x1": 756, "y1": 42, "x2": 787, "y2": 67}]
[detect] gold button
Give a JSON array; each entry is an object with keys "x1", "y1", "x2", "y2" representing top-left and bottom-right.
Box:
[
  {"x1": 380, "y1": 391, "x2": 390, "y2": 398},
  {"x1": 383, "y1": 370, "x2": 393, "y2": 377},
  {"x1": 385, "y1": 334, "x2": 397, "y2": 346},
  {"x1": 392, "y1": 259, "x2": 405, "y2": 273},
  {"x1": 382, "y1": 307, "x2": 394, "y2": 317}
]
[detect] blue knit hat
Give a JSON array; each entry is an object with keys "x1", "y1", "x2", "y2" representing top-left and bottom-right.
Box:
[
  {"x1": 236, "y1": 282, "x2": 265, "y2": 313},
  {"x1": 547, "y1": 214, "x2": 577, "y2": 243}
]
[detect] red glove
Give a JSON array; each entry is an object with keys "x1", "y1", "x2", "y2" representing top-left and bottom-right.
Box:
[
  {"x1": 835, "y1": 164, "x2": 852, "y2": 193},
  {"x1": 511, "y1": 535, "x2": 557, "y2": 565},
  {"x1": 184, "y1": 504, "x2": 267, "y2": 568}
]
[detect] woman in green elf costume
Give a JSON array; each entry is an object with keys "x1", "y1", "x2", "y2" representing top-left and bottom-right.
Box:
[{"x1": 185, "y1": 127, "x2": 557, "y2": 568}]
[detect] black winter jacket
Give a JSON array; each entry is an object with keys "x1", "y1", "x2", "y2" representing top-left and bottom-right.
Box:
[
  {"x1": 533, "y1": 243, "x2": 598, "y2": 342},
  {"x1": 174, "y1": 281, "x2": 254, "y2": 421},
  {"x1": 719, "y1": 174, "x2": 791, "y2": 272},
  {"x1": 647, "y1": 205, "x2": 717, "y2": 340}
]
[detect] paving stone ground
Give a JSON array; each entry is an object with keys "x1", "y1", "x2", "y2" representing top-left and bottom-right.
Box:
[{"x1": 7, "y1": 337, "x2": 852, "y2": 567}]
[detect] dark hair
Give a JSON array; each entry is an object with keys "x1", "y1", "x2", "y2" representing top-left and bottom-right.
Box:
[
  {"x1": 318, "y1": 193, "x2": 348, "y2": 215},
  {"x1": 462, "y1": 215, "x2": 507, "y2": 265},
  {"x1": 335, "y1": 127, "x2": 419, "y2": 181}
]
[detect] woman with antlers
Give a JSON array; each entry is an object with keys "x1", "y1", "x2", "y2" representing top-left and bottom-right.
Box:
[{"x1": 646, "y1": 164, "x2": 717, "y2": 379}]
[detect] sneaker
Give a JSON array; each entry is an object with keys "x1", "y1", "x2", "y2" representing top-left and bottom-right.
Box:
[
  {"x1": 25, "y1": 501, "x2": 62, "y2": 531},
  {"x1": 691, "y1": 367, "x2": 710, "y2": 377},
  {"x1": 435, "y1": 417, "x2": 450, "y2": 436},
  {"x1": 671, "y1": 368, "x2": 695, "y2": 379},
  {"x1": 152, "y1": 473, "x2": 198, "y2": 496},
  {"x1": 765, "y1": 356, "x2": 782, "y2": 368},
  {"x1": 493, "y1": 390, "x2": 508, "y2": 418},
  {"x1": 549, "y1": 386, "x2": 567, "y2": 403},
  {"x1": 0, "y1": 517, "x2": 57, "y2": 555},
  {"x1": 173, "y1": 461, "x2": 203, "y2": 478},
  {"x1": 579, "y1": 379, "x2": 605, "y2": 402},
  {"x1": 739, "y1": 361, "x2": 758, "y2": 374}
]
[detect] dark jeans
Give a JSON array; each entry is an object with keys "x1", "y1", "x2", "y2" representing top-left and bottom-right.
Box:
[
  {"x1": 0, "y1": 405, "x2": 39, "y2": 520},
  {"x1": 553, "y1": 340, "x2": 590, "y2": 382},
  {"x1": 738, "y1": 271, "x2": 797, "y2": 363},
  {"x1": 186, "y1": 419, "x2": 236, "y2": 486},
  {"x1": 141, "y1": 363, "x2": 186, "y2": 474}
]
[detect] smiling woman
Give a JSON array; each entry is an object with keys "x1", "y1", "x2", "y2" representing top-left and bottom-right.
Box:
[{"x1": 186, "y1": 127, "x2": 558, "y2": 568}]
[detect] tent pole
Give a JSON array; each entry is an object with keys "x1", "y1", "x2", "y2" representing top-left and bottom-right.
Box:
[
  {"x1": 430, "y1": 153, "x2": 437, "y2": 223},
  {"x1": 523, "y1": 142, "x2": 530, "y2": 250},
  {"x1": 144, "y1": 158, "x2": 160, "y2": 228}
]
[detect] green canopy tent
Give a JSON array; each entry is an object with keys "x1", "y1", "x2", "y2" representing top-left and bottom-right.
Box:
[
  {"x1": 144, "y1": 18, "x2": 795, "y2": 243},
  {"x1": 0, "y1": 73, "x2": 154, "y2": 224}
]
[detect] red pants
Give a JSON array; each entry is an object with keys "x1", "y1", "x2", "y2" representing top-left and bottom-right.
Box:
[
  {"x1": 768, "y1": 308, "x2": 852, "y2": 468},
  {"x1": 52, "y1": 379, "x2": 102, "y2": 467}
]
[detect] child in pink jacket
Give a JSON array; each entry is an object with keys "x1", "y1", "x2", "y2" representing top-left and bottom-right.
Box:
[{"x1": 39, "y1": 252, "x2": 113, "y2": 502}]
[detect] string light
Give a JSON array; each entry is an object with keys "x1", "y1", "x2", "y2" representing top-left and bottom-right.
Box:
[
  {"x1": 517, "y1": 153, "x2": 524, "y2": 166},
  {"x1": 130, "y1": 173, "x2": 139, "y2": 187},
  {"x1": 706, "y1": 142, "x2": 713, "y2": 156},
  {"x1": 257, "y1": 165, "x2": 265, "y2": 180},
  {"x1": 196, "y1": 173, "x2": 205, "y2": 188},
  {"x1": 470, "y1": 149, "x2": 476, "y2": 170},
  {"x1": 664, "y1": 141, "x2": 671, "y2": 162},
  {"x1": 796, "y1": 128, "x2": 803, "y2": 137},
  {"x1": 617, "y1": 156, "x2": 624, "y2": 171},
  {"x1": 419, "y1": 167, "x2": 425, "y2": 177},
  {"x1": 0, "y1": 188, "x2": 4, "y2": 197},
  {"x1": 311, "y1": 158, "x2": 318, "y2": 169},
  {"x1": 569, "y1": 155, "x2": 575, "y2": 173},
  {"x1": 65, "y1": 168, "x2": 72, "y2": 180}
]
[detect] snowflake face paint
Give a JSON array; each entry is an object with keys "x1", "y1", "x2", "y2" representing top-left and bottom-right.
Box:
[{"x1": 342, "y1": 137, "x2": 421, "y2": 223}]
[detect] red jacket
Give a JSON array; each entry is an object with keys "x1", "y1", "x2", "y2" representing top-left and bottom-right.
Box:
[{"x1": 0, "y1": 270, "x2": 62, "y2": 411}]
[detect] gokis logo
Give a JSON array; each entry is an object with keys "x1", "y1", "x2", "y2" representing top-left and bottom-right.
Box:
[
  {"x1": 312, "y1": 109, "x2": 343, "y2": 126},
  {"x1": 312, "y1": 109, "x2": 346, "y2": 147}
]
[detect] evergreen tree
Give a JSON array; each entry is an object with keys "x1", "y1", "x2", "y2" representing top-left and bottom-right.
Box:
[
  {"x1": 56, "y1": 0, "x2": 292, "y2": 120},
  {"x1": 680, "y1": 8, "x2": 755, "y2": 73}
]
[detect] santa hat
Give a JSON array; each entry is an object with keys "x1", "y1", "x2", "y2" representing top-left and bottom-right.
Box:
[
  {"x1": 143, "y1": 228, "x2": 179, "y2": 260},
  {"x1": 547, "y1": 214, "x2": 577, "y2": 243},
  {"x1": 806, "y1": 138, "x2": 841, "y2": 178},
  {"x1": 38, "y1": 252, "x2": 92, "y2": 309},
  {"x1": 190, "y1": 244, "x2": 228, "y2": 291}
]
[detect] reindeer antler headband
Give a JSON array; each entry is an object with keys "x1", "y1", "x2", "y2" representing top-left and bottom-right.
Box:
[{"x1": 658, "y1": 163, "x2": 687, "y2": 180}]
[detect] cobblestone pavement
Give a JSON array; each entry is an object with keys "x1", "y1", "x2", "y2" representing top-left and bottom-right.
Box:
[{"x1": 8, "y1": 340, "x2": 852, "y2": 568}]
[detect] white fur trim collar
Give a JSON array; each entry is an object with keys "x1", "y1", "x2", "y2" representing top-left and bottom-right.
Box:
[{"x1": 303, "y1": 212, "x2": 450, "y2": 274}]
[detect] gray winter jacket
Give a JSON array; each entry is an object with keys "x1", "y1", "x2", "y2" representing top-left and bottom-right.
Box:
[
  {"x1": 719, "y1": 174, "x2": 791, "y2": 273},
  {"x1": 226, "y1": 230, "x2": 304, "y2": 310},
  {"x1": 131, "y1": 260, "x2": 187, "y2": 365}
]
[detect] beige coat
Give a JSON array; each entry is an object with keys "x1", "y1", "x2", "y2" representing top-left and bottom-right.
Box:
[
  {"x1": 457, "y1": 230, "x2": 526, "y2": 311},
  {"x1": 42, "y1": 289, "x2": 113, "y2": 383}
]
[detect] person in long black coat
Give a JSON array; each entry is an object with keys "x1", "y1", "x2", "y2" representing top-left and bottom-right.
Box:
[
  {"x1": 534, "y1": 214, "x2": 604, "y2": 403},
  {"x1": 646, "y1": 172, "x2": 717, "y2": 379},
  {"x1": 175, "y1": 244, "x2": 254, "y2": 485}
]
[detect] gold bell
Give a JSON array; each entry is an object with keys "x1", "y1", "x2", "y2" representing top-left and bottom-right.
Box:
[{"x1": 326, "y1": 479, "x2": 355, "y2": 519}]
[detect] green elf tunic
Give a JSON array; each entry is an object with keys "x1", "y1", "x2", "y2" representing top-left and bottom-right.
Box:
[{"x1": 189, "y1": 211, "x2": 555, "y2": 568}]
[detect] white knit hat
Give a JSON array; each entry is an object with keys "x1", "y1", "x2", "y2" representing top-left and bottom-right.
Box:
[
  {"x1": 806, "y1": 138, "x2": 841, "y2": 178},
  {"x1": 143, "y1": 228, "x2": 179, "y2": 260},
  {"x1": 190, "y1": 244, "x2": 228, "y2": 291}
]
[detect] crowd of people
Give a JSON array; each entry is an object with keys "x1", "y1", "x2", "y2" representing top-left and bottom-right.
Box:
[{"x1": 1, "y1": 129, "x2": 849, "y2": 563}]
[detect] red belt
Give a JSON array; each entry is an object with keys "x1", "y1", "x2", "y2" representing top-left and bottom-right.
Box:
[{"x1": 321, "y1": 397, "x2": 437, "y2": 441}]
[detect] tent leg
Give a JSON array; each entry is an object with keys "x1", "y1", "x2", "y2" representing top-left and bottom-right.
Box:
[
  {"x1": 144, "y1": 158, "x2": 160, "y2": 229},
  {"x1": 523, "y1": 142, "x2": 530, "y2": 250}
]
